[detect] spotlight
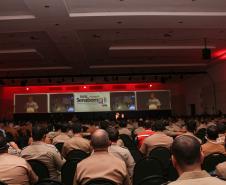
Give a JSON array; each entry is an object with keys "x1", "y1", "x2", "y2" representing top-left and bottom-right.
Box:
[
  {"x1": 83, "y1": 86, "x2": 87, "y2": 89},
  {"x1": 149, "y1": 84, "x2": 152, "y2": 87}
]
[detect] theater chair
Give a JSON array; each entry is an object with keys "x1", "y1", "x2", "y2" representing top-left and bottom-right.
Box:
[
  {"x1": 28, "y1": 160, "x2": 50, "y2": 180},
  {"x1": 136, "y1": 175, "x2": 169, "y2": 185},
  {"x1": 66, "y1": 149, "x2": 89, "y2": 161},
  {"x1": 202, "y1": 153, "x2": 226, "y2": 174},
  {"x1": 133, "y1": 157, "x2": 164, "y2": 185},
  {"x1": 149, "y1": 146, "x2": 171, "y2": 174},
  {"x1": 61, "y1": 158, "x2": 82, "y2": 185},
  {"x1": 84, "y1": 178, "x2": 117, "y2": 185},
  {"x1": 35, "y1": 179, "x2": 63, "y2": 185},
  {"x1": 0, "y1": 181, "x2": 7, "y2": 185}
]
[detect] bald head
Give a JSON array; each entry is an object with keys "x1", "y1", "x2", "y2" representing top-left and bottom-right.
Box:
[
  {"x1": 172, "y1": 135, "x2": 202, "y2": 170},
  {"x1": 91, "y1": 129, "x2": 110, "y2": 150}
]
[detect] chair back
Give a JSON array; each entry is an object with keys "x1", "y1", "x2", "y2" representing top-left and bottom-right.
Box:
[
  {"x1": 66, "y1": 149, "x2": 89, "y2": 161},
  {"x1": 129, "y1": 149, "x2": 143, "y2": 163},
  {"x1": 61, "y1": 159, "x2": 81, "y2": 185},
  {"x1": 35, "y1": 179, "x2": 63, "y2": 185},
  {"x1": 202, "y1": 152, "x2": 226, "y2": 172},
  {"x1": 54, "y1": 142, "x2": 64, "y2": 153},
  {"x1": 28, "y1": 160, "x2": 49, "y2": 180},
  {"x1": 149, "y1": 147, "x2": 171, "y2": 172},
  {"x1": 119, "y1": 134, "x2": 136, "y2": 149},
  {"x1": 133, "y1": 157, "x2": 163, "y2": 185},
  {"x1": 0, "y1": 181, "x2": 7, "y2": 185},
  {"x1": 84, "y1": 178, "x2": 117, "y2": 185},
  {"x1": 137, "y1": 175, "x2": 168, "y2": 185}
]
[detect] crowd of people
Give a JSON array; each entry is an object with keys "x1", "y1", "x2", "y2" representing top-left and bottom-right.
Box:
[{"x1": 0, "y1": 116, "x2": 226, "y2": 185}]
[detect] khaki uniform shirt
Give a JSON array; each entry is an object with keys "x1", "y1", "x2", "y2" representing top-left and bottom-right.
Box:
[
  {"x1": 169, "y1": 170, "x2": 225, "y2": 185},
  {"x1": 134, "y1": 127, "x2": 145, "y2": 135},
  {"x1": 216, "y1": 161, "x2": 226, "y2": 179},
  {"x1": 119, "y1": 128, "x2": 131, "y2": 136},
  {"x1": 62, "y1": 135, "x2": 91, "y2": 158},
  {"x1": 52, "y1": 133, "x2": 70, "y2": 145},
  {"x1": 201, "y1": 140, "x2": 225, "y2": 157},
  {"x1": 108, "y1": 144, "x2": 135, "y2": 177},
  {"x1": 140, "y1": 132, "x2": 173, "y2": 156},
  {"x1": 75, "y1": 151, "x2": 131, "y2": 185},
  {"x1": 0, "y1": 153, "x2": 38, "y2": 185},
  {"x1": 21, "y1": 141, "x2": 65, "y2": 180}
]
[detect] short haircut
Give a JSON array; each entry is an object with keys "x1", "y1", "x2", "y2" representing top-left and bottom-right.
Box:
[
  {"x1": 152, "y1": 120, "x2": 165, "y2": 131},
  {"x1": 0, "y1": 131, "x2": 8, "y2": 153},
  {"x1": 91, "y1": 129, "x2": 109, "y2": 149},
  {"x1": 119, "y1": 119, "x2": 127, "y2": 128},
  {"x1": 60, "y1": 123, "x2": 68, "y2": 133},
  {"x1": 106, "y1": 127, "x2": 119, "y2": 142},
  {"x1": 32, "y1": 126, "x2": 47, "y2": 141},
  {"x1": 72, "y1": 123, "x2": 82, "y2": 133},
  {"x1": 207, "y1": 125, "x2": 218, "y2": 140},
  {"x1": 186, "y1": 120, "x2": 197, "y2": 133},
  {"x1": 217, "y1": 122, "x2": 226, "y2": 134},
  {"x1": 99, "y1": 120, "x2": 109, "y2": 130},
  {"x1": 171, "y1": 135, "x2": 201, "y2": 169}
]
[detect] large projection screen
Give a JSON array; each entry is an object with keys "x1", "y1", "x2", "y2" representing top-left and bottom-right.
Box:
[{"x1": 14, "y1": 90, "x2": 171, "y2": 113}]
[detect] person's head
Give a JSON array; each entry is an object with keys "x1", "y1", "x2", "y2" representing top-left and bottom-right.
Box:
[
  {"x1": 72, "y1": 123, "x2": 82, "y2": 134},
  {"x1": 206, "y1": 125, "x2": 218, "y2": 140},
  {"x1": 99, "y1": 120, "x2": 109, "y2": 130},
  {"x1": 119, "y1": 119, "x2": 127, "y2": 128},
  {"x1": 186, "y1": 120, "x2": 197, "y2": 133},
  {"x1": 150, "y1": 93, "x2": 155, "y2": 99},
  {"x1": 28, "y1": 96, "x2": 33, "y2": 102},
  {"x1": 106, "y1": 126, "x2": 119, "y2": 143},
  {"x1": 59, "y1": 123, "x2": 68, "y2": 133},
  {"x1": 0, "y1": 131, "x2": 8, "y2": 154},
  {"x1": 32, "y1": 126, "x2": 47, "y2": 141},
  {"x1": 152, "y1": 120, "x2": 165, "y2": 132},
  {"x1": 217, "y1": 122, "x2": 226, "y2": 134},
  {"x1": 171, "y1": 135, "x2": 203, "y2": 175},
  {"x1": 91, "y1": 129, "x2": 110, "y2": 151}
]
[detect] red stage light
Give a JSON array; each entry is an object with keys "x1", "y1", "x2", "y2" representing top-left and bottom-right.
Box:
[
  {"x1": 149, "y1": 84, "x2": 152, "y2": 87},
  {"x1": 213, "y1": 49, "x2": 226, "y2": 60},
  {"x1": 26, "y1": 87, "x2": 29, "y2": 91},
  {"x1": 83, "y1": 86, "x2": 87, "y2": 89}
]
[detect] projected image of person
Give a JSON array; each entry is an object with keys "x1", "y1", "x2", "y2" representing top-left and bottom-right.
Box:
[
  {"x1": 111, "y1": 93, "x2": 135, "y2": 111},
  {"x1": 50, "y1": 94, "x2": 74, "y2": 113},
  {"x1": 148, "y1": 92, "x2": 161, "y2": 110},
  {"x1": 25, "y1": 96, "x2": 39, "y2": 113}
]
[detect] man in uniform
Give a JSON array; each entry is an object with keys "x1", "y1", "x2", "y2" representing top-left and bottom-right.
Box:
[
  {"x1": 201, "y1": 125, "x2": 225, "y2": 156},
  {"x1": 169, "y1": 135, "x2": 225, "y2": 185},
  {"x1": 52, "y1": 123, "x2": 70, "y2": 145},
  {"x1": 106, "y1": 127, "x2": 135, "y2": 178},
  {"x1": 0, "y1": 132, "x2": 38, "y2": 185},
  {"x1": 21, "y1": 126, "x2": 65, "y2": 181},
  {"x1": 75, "y1": 129, "x2": 131, "y2": 185},
  {"x1": 148, "y1": 92, "x2": 161, "y2": 110},
  {"x1": 140, "y1": 120, "x2": 173, "y2": 156},
  {"x1": 62, "y1": 123, "x2": 91, "y2": 158}
]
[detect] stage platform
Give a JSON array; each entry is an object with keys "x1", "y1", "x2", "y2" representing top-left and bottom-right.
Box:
[{"x1": 13, "y1": 110, "x2": 172, "y2": 122}]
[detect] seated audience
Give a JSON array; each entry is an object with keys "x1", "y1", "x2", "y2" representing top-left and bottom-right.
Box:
[
  {"x1": 0, "y1": 132, "x2": 38, "y2": 185},
  {"x1": 140, "y1": 120, "x2": 173, "y2": 156},
  {"x1": 106, "y1": 126, "x2": 135, "y2": 177},
  {"x1": 21, "y1": 126, "x2": 65, "y2": 181},
  {"x1": 183, "y1": 120, "x2": 202, "y2": 143},
  {"x1": 62, "y1": 123, "x2": 91, "y2": 158},
  {"x1": 118, "y1": 120, "x2": 131, "y2": 137},
  {"x1": 201, "y1": 125, "x2": 225, "y2": 156},
  {"x1": 87, "y1": 122, "x2": 97, "y2": 135},
  {"x1": 52, "y1": 123, "x2": 70, "y2": 145},
  {"x1": 136, "y1": 120, "x2": 155, "y2": 148},
  {"x1": 75, "y1": 129, "x2": 131, "y2": 185},
  {"x1": 134, "y1": 119, "x2": 145, "y2": 135},
  {"x1": 169, "y1": 135, "x2": 225, "y2": 185},
  {"x1": 216, "y1": 122, "x2": 226, "y2": 144}
]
